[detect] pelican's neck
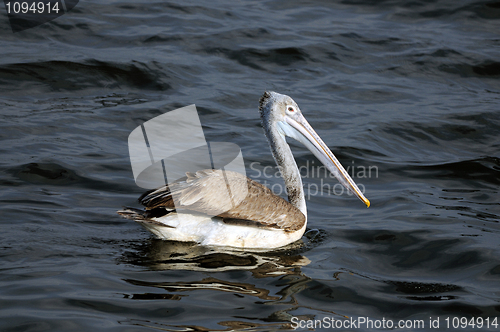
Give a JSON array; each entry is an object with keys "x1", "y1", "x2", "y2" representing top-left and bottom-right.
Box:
[{"x1": 263, "y1": 121, "x2": 307, "y2": 220}]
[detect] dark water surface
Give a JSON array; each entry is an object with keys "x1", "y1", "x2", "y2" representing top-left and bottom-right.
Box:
[{"x1": 1, "y1": 0, "x2": 499, "y2": 331}]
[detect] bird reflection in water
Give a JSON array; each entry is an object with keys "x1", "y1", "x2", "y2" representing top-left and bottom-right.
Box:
[
  {"x1": 119, "y1": 236, "x2": 346, "y2": 331},
  {"x1": 123, "y1": 238, "x2": 310, "y2": 275}
]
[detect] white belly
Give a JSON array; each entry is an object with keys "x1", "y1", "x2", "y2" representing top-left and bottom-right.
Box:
[{"x1": 139, "y1": 212, "x2": 306, "y2": 249}]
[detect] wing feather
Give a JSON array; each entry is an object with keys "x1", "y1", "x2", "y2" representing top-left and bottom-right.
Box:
[{"x1": 139, "y1": 170, "x2": 305, "y2": 232}]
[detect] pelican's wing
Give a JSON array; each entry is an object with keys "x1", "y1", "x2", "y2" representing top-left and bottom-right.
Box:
[{"x1": 139, "y1": 169, "x2": 305, "y2": 232}]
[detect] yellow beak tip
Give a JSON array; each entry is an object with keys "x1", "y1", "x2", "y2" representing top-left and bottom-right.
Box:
[{"x1": 365, "y1": 199, "x2": 371, "y2": 208}]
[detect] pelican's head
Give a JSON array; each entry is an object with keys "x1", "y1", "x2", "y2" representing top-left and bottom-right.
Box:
[{"x1": 259, "y1": 91, "x2": 370, "y2": 207}]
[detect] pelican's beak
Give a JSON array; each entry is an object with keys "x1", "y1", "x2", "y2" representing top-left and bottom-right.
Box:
[{"x1": 280, "y1": 113, "x2": 370, "y2": 207}]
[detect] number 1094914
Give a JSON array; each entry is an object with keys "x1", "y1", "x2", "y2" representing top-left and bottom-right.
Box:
[{"x1": 5, "y1": 2, "x2": 61, "y2": 14}]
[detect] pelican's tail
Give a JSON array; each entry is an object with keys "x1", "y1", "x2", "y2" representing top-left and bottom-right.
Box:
[
  {"x1": 117, "y1": 206, "x2": 174, "y2": 222},
  {"x1": 117, "y1": 207, "x2": 149, "y2": 221}
]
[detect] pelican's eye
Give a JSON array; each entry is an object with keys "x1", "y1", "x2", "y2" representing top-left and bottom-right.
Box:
[{"x1": 287, "y1": 106, "x2": 295, "y2": 112}]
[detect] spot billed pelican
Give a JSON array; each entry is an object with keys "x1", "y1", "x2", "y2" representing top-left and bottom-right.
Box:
[{"x1": 118, "y1": 91, "x2": 370, "y2": 249}]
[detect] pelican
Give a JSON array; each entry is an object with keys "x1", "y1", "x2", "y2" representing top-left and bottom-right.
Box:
[{"x1": 118, "y1": 91, "x2": 370, "y2": 249}]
